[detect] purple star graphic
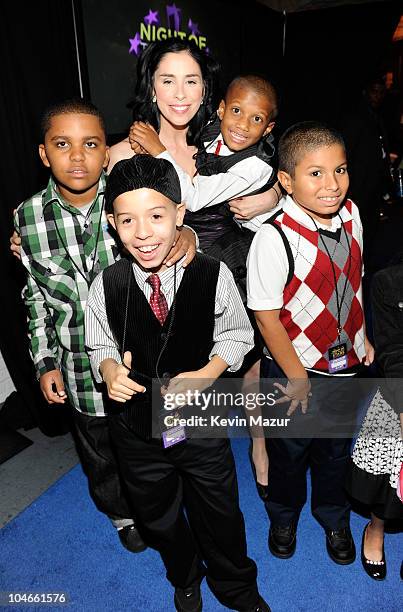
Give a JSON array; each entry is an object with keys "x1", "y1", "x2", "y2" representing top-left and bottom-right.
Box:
[
  {"x1": 144, "y1": 9, "x2": 159, "y2": 26},
  {"x1": 188, "y1": 19, "x2": 200, "y2": 36},
  {"x1": 129, "y1": 32, "x2": 142, "y2": 56},
  {"x1": 166, "y1": 3, "x2": 181, "y2": 31}
]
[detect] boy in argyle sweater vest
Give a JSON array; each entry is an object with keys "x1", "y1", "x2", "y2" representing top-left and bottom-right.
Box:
[{"x1": 247, "y1": 122, "x2": 374, "y2": 565}]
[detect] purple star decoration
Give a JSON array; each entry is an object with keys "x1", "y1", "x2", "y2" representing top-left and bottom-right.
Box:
[
  {"x1": 144, "y1": 9, "x2": 159, "y2": 26},
  {"x1": 129, "y1": 32, "x2": 142, "y2": 56},
  {"x1": 166, "y1": 3, "x2": 181, "y2": 32},
  {"x1": 188, "y1": 19, "x2": 200, "y2": 36}
]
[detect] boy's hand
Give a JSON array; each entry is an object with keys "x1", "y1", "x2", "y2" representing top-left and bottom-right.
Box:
[
  {"x1": 40, "y1": 369, "x2": 67, "y2": 404},
  {"x1": 164, "y1": 226, "x2": 196, "y2": 268},
  {"x1": 10, "y1": 229, "x2": 22, "y2": 260},
  {"x1": 129, "y1": 122, "x2": 166, "y2": 156},
  {"x1": 130, "y1": 140, "x2": 147, "y2": 155},
  {"x1": 364, "y1": 336, "x2": 375, "y2": 366},
  {"x1": 101, "y1": 352, "x2": 146, "y2": 403},
  {"x1": 161, "y1": 356, "x2": 227, "y2": 408},
  {"x1": 162, "y1": 368, "x2": 213, "y2": 396},
  {"x1": 274, "y1": 378, "x2": 312, "y2": 416},
  {"x1": 229, "y1": 187, "x2": 279, "y2": 220}
]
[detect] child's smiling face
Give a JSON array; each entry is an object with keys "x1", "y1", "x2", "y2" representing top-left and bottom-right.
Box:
[
  {"x1": 278, "y1": 143, "x2": 349, "y2": 223},
  {"x1": 217, "y1": 84, "x2": 275, "y2": 152},
  {"x1": 108, "y1": 188, "x2": 185, "y2": 273}
]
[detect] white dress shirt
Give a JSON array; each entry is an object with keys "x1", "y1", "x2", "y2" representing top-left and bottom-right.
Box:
[
  {"x1": 158, "y1": 132, "x2": 273, "y2": 214},
  {"x1": 86, "y1": 258, "x2": 254, "y2": 381}
]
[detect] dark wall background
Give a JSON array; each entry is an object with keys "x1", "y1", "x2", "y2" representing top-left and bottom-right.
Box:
[
  {"x1": 0, "y1": 2, "x2": 81, "y2": 433},
  {"x1": 1, "y1": 0, "x2": 401, "y2": 432},
  {"x1": 279, "y1": 2, "x2": 401, "y2": 129}
]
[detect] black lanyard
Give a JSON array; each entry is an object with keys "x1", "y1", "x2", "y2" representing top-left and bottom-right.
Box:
[
  {"x1": 121, "y1": 260, "x2": 178, "y2": 387},
  {"x1": 46, "y1": 197, "x2": 105, "y2": 287},
  {"x1": 310, "y1": 214, "x2": 352, "y2": 341}
]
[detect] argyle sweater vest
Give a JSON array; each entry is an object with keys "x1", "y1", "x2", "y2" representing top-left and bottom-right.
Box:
[
  {"x1": 266, "y1": 199, "x2": 365, "y2": 372},
  {"x1": 103, "y1": 254, "x2": 220, "y2": 438}
]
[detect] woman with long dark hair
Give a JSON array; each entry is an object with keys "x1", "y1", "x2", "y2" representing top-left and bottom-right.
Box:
[
  {"x1": 108, "y1": 38, "x2": 219, "y2": 172},
  {"x1": 108, "y1": 38, "x2": 279, "y2": 253}
]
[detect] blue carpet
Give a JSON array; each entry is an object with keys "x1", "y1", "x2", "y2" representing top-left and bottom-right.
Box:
[{"x1": 0, "y1": 438, "x2": 402, "y2": 611}]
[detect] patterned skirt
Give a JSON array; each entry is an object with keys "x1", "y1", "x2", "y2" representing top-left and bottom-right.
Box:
[{"x1": 346, "y1": 388, "x2": 403, "y2": 520}]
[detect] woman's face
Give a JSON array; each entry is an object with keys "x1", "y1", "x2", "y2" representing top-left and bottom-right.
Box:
[{"x1": 153, "y1": 50, "x2": 204, "y2": 129}]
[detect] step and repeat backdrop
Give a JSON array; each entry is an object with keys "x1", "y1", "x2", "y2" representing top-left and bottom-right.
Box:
[{"x1": 79, "y1": 0, "x2": 246, "y2": 137}]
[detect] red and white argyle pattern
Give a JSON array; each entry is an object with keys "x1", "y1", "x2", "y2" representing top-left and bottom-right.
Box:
[{"x1": 275, "y1": 199, "x2": 365, "y2": 370}]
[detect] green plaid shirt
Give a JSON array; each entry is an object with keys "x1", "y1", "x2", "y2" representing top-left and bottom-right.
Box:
[{"x1": 15, "y1": 174, "x2": 118, "y2": 415}]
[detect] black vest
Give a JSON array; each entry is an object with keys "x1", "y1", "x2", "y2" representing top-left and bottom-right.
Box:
[
  {"x1": 184, "y1": 115, "x2": 276, "y2": 252},
  {"x1": 103, "y1": 254, "x2": 220, "y2": 438}
]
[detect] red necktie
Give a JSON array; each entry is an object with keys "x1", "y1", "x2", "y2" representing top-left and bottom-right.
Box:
[
  {"x1": 214, "y1": 139, "x2": 223, "y2": 156},
  {"x1": 147, "y1": 274, "x2": 168, "y2": 325}
]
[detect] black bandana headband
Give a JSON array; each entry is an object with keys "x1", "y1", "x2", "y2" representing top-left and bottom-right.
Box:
[{"x1": 105, "y1": 155, "x2": 182, "y2": 213}]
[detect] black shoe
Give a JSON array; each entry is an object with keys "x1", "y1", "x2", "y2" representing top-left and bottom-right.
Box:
[
  {"x1": 243, "y1": 595, "x2": 271, "y2": 612},
  {"x1": 268, "y1": 523, "x2": 297, "y2": 558},
  {"x1": 325, "y1": 527, "x2": 356, "y2": 565},
  {"x1": 174, "y1": 582, "x2": 202, "y2": 612},
  {"x1": 117, "y1": 524, "x2": 147, "y2": 553},
  {"x1": 361, "y1": 522, "x2": 386, "y2": 581}
]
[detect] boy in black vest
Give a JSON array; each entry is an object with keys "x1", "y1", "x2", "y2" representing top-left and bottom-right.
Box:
[{"x1": 85, "y1": 155, "x2": 270, "y2": 612}]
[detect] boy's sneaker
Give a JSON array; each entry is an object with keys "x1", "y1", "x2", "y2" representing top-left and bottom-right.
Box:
[
  {"x1": 117, "y1": 523, "x2": 147, "y2": 553},
  {"x1": 268, "y1": 523, "x2": 297, "y2": 558},
  {"x1": 174, "y1": 582, "x2": 202, "y2": 612}
]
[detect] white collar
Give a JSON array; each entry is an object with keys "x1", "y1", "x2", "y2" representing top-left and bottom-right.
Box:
[
  {"x1": 204, "y1": 132, "x2": 233, "y2": 157},
  {"x1": 132, "y1": 255, "x2": 186, "y2": 292},
  {"x1": 282, "y1": 195, "x2": 342, "y2": 233}
]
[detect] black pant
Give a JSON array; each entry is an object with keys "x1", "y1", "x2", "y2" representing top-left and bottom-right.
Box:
[
  {"x1": 109, "y1": 413, "x2": 259, "y2": 611},
  {"x1": 265, "y1": 436, "x2": 351, "y2": 530},
  {"x1": 261, "y1": 358, "x2": 354, "y2": 531},
  {"x1": 72, "y1": 408, "x2": 133, "y2": 523}
]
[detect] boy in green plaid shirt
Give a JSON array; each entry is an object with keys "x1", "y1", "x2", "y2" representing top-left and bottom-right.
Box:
[{"x1": 14, "y1": 99, "x2": 196, "y2": 553}]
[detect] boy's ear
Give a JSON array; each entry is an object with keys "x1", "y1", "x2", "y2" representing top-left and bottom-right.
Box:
[
  {"x1": 176, "y1": 202, "x2": 186, "y2": 228},
  {"x1": 263, "y1": 121, "x2": 276, "y2": 137},
  {"x1": 103, "y1": 146, "x2": 110, "y2": 170},
  {"x1": 106, "y1": 213, "x2": 116, "y2": 230},
  {"x1": 217, "y1": 99, "x2": 226, "y2": 120},
  {"x1": 277, "y1": 170, "x2": 293, "y2": 194},
  {"x1": 38, "y1": 144, "x2": 50, "y2": 168}
]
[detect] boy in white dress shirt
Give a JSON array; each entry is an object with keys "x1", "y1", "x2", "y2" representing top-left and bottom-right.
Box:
[
  {"x1": 247, "y1": 121, "x2": 374, "y2": 566},
  {"x1": 85, "y1": 155, "x2": 271, "y2": 612}
]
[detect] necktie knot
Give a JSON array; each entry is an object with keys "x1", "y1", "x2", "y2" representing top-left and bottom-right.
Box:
[
  {"x1": 147, "y1": 273, "x2": 161, "y2": 293},
  {"x1": 146, "y1": 274, "x2": 168, "y2": 325}
]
